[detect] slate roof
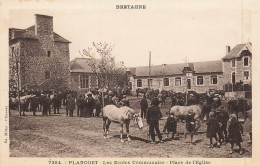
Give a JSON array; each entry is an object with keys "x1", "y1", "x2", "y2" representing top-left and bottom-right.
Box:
[
  {"x1": 131, "y1": 60, "x2": 222, "y2": 77},
  {"x1": 9, "y1": 25, "x2": 71, "y2": 43},
  {"x1": 222, "y1": 43, "x2": 252, "y2": 60},
  {"x1": 70, "y1": 58, "x2": 94, "y2": 73}
]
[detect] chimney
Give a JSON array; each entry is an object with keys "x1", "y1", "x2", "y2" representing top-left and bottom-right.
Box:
[
  {"x1": 226, "y1": 45, "x2": 231, "y2": 54},
  {"x1": 35, "y1": 14, "x2": 53, "y2": 38}
]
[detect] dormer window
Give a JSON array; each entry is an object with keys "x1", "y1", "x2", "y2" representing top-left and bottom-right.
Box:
[{"x1": 47, "y1": 51, "x2": 51, "y2": 57}]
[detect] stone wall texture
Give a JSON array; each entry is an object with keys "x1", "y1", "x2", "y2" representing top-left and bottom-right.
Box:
[{"x1": 9, "y1": 15, "x2": 71, "y2": 91}]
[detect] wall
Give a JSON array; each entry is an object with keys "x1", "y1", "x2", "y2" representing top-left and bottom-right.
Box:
[
  {"x1": 131, "y1": 73, "x2": 224, "y2": 93},
  {"x1": 70, "y1": 72, "x2": 98, "y2": 92}
]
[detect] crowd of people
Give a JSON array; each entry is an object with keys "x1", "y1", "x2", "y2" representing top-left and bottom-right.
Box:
[{"x1": 9, "y1": 88, "x2": 252, "y2": 155}]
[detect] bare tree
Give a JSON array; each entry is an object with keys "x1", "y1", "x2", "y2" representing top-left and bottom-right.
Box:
[{"x1": 80, "y1": 42, "x2": 127, "y2": 107}]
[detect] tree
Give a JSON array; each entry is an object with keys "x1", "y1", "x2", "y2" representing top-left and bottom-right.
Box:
[
  {"x1": 80, "y1": 42, "x2": 127, "y2": 106},
  {"x1": 9, "y1": 44, "x2": 22, "y2": 115}
]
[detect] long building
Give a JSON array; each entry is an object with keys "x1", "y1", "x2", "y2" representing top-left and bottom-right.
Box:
[{"x1": 127, "y1": 42, "x2": 252, "y2": 93}]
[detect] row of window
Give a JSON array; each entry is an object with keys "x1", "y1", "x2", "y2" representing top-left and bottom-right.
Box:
[
  {"x1": 136, "y1": 75, "x2": 218, "y2": 88},
  {"x1": 231, "y1": 71, "x2": 250, "y2": 84},
  {"x1": 45, "y1": 71, "x2": 250, "y2": 88},
  {"x1": 231, "y1": 56, "x2": 249, "y2": 67}
]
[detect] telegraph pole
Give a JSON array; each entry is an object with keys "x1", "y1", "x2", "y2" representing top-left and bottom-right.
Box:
[{"x1": 148, "y1": 51, "x2": 151, "y2": 89}]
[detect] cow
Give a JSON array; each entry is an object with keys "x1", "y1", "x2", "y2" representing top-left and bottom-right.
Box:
[{"x1": 102, "y1": 105, "x2": 143, "y2": 143}]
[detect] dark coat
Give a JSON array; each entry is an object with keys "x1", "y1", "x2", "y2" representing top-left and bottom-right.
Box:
[
  {"x1": 206, "y1": 117, "x2": 219, "y2": 138},
  {"x1": 186, "y1": 113, "x2": 195, "y2": 132},
  {"x1": 67, "y1": 97, "x2": 75, "y2": 111},
  {"x1": 140, "y1": 98, "x2": 148, "y2": 110},
  {"x1": 147, "y1": 106, "x2": 162, "y2": 125},
  {"x1": 163, "y1": 116, "x2": 177, "y2": 133},
  {"x1": 76, "y1": 97, "x2": 85, "y2": 109},
  {"x1": 228, "y1": 119, "x2": 243, "y2": 143},
  {"x1": 52, "y1": 96, "x2": 61, "y2": 108},
  {"x1": 30, "y1": 97, "x2": 38, "y2": 110}
]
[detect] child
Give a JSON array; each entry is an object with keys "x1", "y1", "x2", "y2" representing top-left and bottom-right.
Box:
[
  {"x1": 185, "y1": 109, "x2": 195, "y2": 143},
  {"x1": 206, "y1": 111, "x2": 219, "y2": 148},
  {"x1": 163, "y1": 113, "x2": 177, "y2": 140},
  {"x1": 228, "y1": 114, "x2": 243, "y2": 155}
]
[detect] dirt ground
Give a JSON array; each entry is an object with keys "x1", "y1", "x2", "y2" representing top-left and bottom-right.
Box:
[{"x1": 9, "y1": 96, "x2": 252, "y2": 158}]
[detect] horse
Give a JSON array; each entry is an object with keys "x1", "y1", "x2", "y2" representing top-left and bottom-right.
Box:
[
  {"x1": 10, "y1": 95, "x2": 33, "y2": 115},
  {"x1": 169, "y1": 104, "x2": 203, "y2": 133},
  {"x1": 102, "y1": 105, "x2": 144, "y2": 142}
]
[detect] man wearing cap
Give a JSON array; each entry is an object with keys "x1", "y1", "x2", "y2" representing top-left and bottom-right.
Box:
[{"x1": 147, "y1": 97, "x2": 163, "y2": 143}]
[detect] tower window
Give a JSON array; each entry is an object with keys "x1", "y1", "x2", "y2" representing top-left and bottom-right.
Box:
[{"x1": 47, "y1": 51, "x2": 51, "y2": 57}]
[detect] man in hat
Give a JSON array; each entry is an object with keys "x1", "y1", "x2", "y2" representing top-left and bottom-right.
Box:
[{"x1": 146, "y1": 97, "x2": 163, "y2": 143}]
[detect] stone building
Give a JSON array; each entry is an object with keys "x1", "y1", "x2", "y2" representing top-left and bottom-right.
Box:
[
  {"x1": 128, "y1": 42, "x2": 252, "y2": 93},
  {"x1": 128, "y1": 60, "x2": 224, "y2": 93},
  {"x1": 9, "y1": 14, "x2": 71, "y2": 91},
  {"x1": 70, "y1": 58, "x2": 99, "y2": 92},
  {"x1": 222, "y1": 42, "x2": 252, "y2": 85}
]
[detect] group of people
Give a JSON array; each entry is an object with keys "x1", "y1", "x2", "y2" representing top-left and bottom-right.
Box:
[{"x1": 140, "y1": 92, "x2": 251, "y2": 155}]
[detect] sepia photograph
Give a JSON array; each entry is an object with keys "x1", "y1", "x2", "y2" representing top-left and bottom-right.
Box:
[{"x1": 1, "y1": 0, "x2": 260, "y2": 165}]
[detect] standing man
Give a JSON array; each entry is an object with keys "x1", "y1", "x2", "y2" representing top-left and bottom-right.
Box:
[
  {"x1": 146, "y1": 97, "x2": 163, "y2": 144},
  {"x1": 76, "y1": 95, "x2": 85, "y2": 117},
  {"x1": 42, "y1": 94, "x2": 48, "y2": 116},
  {"x1": 30, "y1": 95, "x2": 38, "y2": 116},
  {"x1": 140, "y1": 95, "x2": 148, "y2": 118},
  {"x1": 85, "y1": 93, "x2": 95, "y2": 117},
  {"x1": 67, "y1": 94, "x2": 75, "y2": 117},
  {"x1": 46, "y1": 94, "x2": 51, "y2": 115},
  {"x1": 52, "y1": 94, "x2": 59, "y2": 114}
]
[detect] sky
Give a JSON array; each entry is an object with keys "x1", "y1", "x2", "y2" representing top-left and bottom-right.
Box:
[{"x1": 8, "y1": 1, "x2": 251, "y2": 68}]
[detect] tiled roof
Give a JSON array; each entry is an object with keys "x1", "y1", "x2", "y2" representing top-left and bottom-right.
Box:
[
  {"x1": 133, "y1": 60, "x2": 222, "y2": 77},
  {"x1": 53, "y1": 32, "x2": 71, "y2": 43},
  {"x1": 193, "y1": 60, "x2": 222, "y2": 74},
  {"x1": 9, "y1": 25, "x2": 71, "y2": 43},
  {"x1": 70, "y1": 58, "x2": 94, "y2": 73},
  {"x1": 222, "y1": 43, "x2": 252, "y2": 60}
]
